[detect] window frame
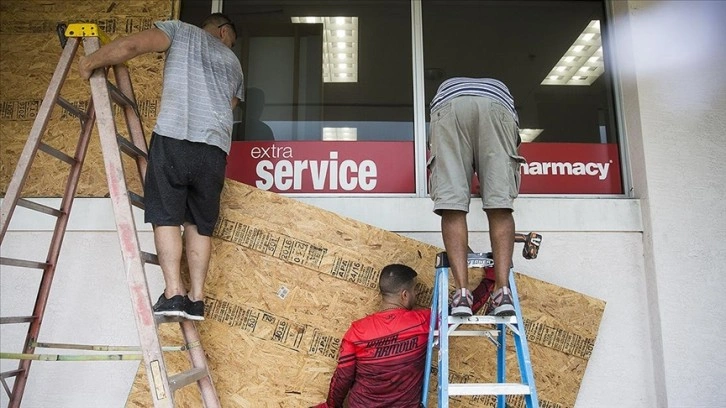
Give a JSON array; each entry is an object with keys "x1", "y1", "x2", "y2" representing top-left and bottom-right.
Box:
[{"x1": 211, "y1": 0, "x2": 631, "y2": 199}]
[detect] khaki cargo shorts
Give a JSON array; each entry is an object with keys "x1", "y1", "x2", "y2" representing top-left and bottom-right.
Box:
[{"x1": 428, "y1": 95, "x2": 525, "y2": 214}]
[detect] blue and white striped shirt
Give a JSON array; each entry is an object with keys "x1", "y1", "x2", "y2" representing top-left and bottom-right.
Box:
[
  {"x1": 153, "y1": 20, "x2": 245, "y2": 154},
  {"x1": 430, "y1": 77, "x2": 518, "y2": 126}
]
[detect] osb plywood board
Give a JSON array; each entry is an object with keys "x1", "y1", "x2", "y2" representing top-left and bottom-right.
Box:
[
  {"x1": 0, "y1": 0, "x2": 179, "y2": 197},
  {"x1": 126, "y1": 180, "x2": 605, "y2": 408}
]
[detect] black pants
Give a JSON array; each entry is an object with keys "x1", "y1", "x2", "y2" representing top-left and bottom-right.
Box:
[{"x1": 144, "y1": 133, "x2": 227, "y2": 236}]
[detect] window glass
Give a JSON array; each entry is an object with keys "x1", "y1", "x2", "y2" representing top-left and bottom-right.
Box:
[
  {"x1": 422, "y1": 0, "x2": 623, "y2": 194},
  {"x1": 206, "y1": 0, "x2": 416, "y2": 194}
]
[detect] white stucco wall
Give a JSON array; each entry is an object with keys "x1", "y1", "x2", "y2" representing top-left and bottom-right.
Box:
[
  {"x1": 623, "y1": 1, "x2": 726, "y2": 407},
  {"x1": 2, "y1": 1, "x2": 725, "y2": 407},
  {"x1": 0, "y1": 231, "x2": 158, "y2": 408}
]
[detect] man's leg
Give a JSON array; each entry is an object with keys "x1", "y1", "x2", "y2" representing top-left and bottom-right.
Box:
[
  {"x1": 182, "y1": 223, "x2": 211, "y2": 303},
  {"x1": 485, "y1": 208, "x2": 516, "y2": 316},
  {"x1": 442, "y1": 209, "x2": 474, "y2": 316},
  {"x1": 152, "y1": 225, "x2": 187, "y2": 317},
  {"x1": 441, "y1": 210, "x2": 470, "y2": 290},
  {"x1": 485, "y1": 208, "x2": 515, "y2": 291},
  {"x1": 154, "y1": 225, "x2": 185, "y2": 297}
]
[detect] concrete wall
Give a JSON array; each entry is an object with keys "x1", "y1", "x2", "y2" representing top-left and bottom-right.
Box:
[
  {"x1": 0, "y1": 231, "x2": 155, "y2": 408},
  {"x1": 621, "y1": 1, "x2": 726, "y2": 407},
  {"x1": 2, "y1": 1, "x2": 726, "y2": 407}
]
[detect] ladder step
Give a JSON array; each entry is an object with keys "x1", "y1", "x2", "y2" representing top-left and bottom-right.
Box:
[
  {"x1": 141, "y1": 251, "x2": 159, "y2": 265},
  {"x1": 38, "y1": 142, "x2": 77, "y2": 165},
  {"x1": 128, "y1": 191, "x2": 145, "y2": 210},
  {"x1": 448, "y1": 315, "x2": 517, "y2": 325},
  {"x1": 0, "y1": 369, "x2": 24, "y2": 379},
  {"x1": 0, "y1": 316, "x2": 36, "y2": 325},
  {"x1": 107, "y1": 81, "x2": 138, "y2": 111},
  {"x1": 449, "y1": 382, "x2": 531, "y2": 396},
  {"x1": 467, "y1": 252, "x2": 494, "y2": 268},
  {"x1": 116, "y1": 134, "x2": 148, "y2": 160},
  {"x1": 168, "y1": 367, "x2": 208, "y2": 392},
  {"x1": 444, "y1": 329, "x2": 500, "y2": 337},
  {"x1": 56, "y1": 96, "x2": 88, "y2": 122},
  {"x1": 0, "y1": 257, "x2": 50, "y2": 269},
  {"x1": 154, "y1": 314, "x2": 186, "y2": 325},
  {"x1": 17, "y1": 198, "x2": 63, "y2": 217}
]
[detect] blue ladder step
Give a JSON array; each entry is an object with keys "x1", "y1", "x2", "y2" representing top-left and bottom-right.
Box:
[
  {"x1": 449, "y1": 383, "x2": 532, "y2": 396},
  {"x1": 448, "y1": 315, "x2": 517, "y2": 325}
]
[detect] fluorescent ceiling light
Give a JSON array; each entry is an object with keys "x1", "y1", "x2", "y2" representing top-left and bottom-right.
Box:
[
  {"x1": 541, "y1": 20, "x2": 604, "y2": 86},
  {"x1": 322, "y1": 127, "x2": 358, "y2": 141},
  {"x1": 519, "y1": 128, "x2": 543, "y2": 143},
  {"x1": 292, "y1": 16, "x2": 359, "y2": 83}
]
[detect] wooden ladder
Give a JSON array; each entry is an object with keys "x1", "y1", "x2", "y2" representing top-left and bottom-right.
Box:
[{"x1": 0, "y1": 23, "x2": 220, "y2": 408}]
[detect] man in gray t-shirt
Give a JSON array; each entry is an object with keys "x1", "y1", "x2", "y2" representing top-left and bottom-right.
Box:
[{"x1": 79, "y1": 13, "x2": 244, "y2": 321}]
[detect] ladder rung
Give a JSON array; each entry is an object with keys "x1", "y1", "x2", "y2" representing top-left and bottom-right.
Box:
[
  {"x1": 107, "y1": 81, "x2": 138, "y2": 111},
  {"x1": 448, "y1": 315, "x2": 517, "y2": 325},
  {"x1": 0, "y1": 369, "x2": 24, "y2": 379},
  {"x1": 0, "y1": 316, "x2": 36, "y2": 325},
  {"x1": 116, "y1": 135, "x2": 148, "y2": 160},
  {"x1": 0, "y1": 257, "x2": 50, "y2": 269},
  {"x1": 467, "y1": 252, "x2": 494, "y2": 268},
  {"x1": 447, "y1": 330, "x2": 500, "y2": 337},
  {"x1": 38, "y1": 142, "x2": 77, "y2": 165},
  {"x1": 448, "y1": 382, "x2": 531, "y2": 396},
  {"x1": 56, "y1": 97, "x2": 88, "y2": 122},
  {"x1": 0, "y1": 352, "x2": 142, "y2": 361},
  {"x1": 128, "y1": 191, "x2": 144, "y2": 210},
  {"x1": 30, "y1": 341, "x2": 185, "y2": 352},
  {"x1": 17, "y1": 198, "x2": 63, "y2": 217},
  {"x1": 154, "y1": 314, "x2": 186, "y2": 325},
  {"x1": 168, "y1": 367, "x2": 208, "y2": 392},
  {"x1": 141, "y1": 251, "x2": 159, "y2": 265}
]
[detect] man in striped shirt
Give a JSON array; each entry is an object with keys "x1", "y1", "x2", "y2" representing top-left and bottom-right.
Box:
[
  {"x1": 428, "y1": 77, "x2": 526, "y2": 317},
  {"x1": 79, "y1": 14, "x2": 244, "y2": 320}
]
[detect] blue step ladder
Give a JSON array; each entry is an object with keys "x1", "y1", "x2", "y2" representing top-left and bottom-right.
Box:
[{"x1": 422, "y1": 250, "x2": 539, "y2": 408}]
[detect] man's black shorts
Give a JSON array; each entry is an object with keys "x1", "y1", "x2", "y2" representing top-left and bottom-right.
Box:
[{"x1": 144, "y1": 133, "x2": 227, "y2": 236}]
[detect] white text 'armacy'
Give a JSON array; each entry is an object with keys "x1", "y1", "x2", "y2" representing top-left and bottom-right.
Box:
[{"x1": 521, "y1": 161, "x2": 612, "y2": 180}]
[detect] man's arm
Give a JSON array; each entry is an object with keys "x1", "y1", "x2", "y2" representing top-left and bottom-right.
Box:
[
  {"x1": 324, "y1": 362, "x2": 356, "y2": 407},
  {"x1": 79, "y1": 27, "x2": 171, "y2": 80},
  {"x1": 317, "y1": 334, "x2": 357, "y2": 407}
]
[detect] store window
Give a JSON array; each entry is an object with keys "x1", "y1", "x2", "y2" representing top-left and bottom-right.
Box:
[
  {"x1": 422, "y1": 0, "x2": 623, "y2": 194},
  {"x1": 181, "y1": 0, "x2": 624, "y2": 196},
  {"x1": 199, "y1": 0, "x2": 416, "y2": 194}
]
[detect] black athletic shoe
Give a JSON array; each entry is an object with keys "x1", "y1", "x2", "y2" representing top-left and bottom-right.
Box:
[
  {"x1": 184, "y1": 296, "x2": 205, "y2": 321},
  {"x1": 152, "y1": 293, "x2": 186, "y2": 318}
]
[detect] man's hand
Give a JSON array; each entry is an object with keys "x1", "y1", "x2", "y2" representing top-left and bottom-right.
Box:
[
  {"x1": 78, "y1": 56, "x2": 94, "y2": 80},
  {"x1": 76, "y1": 28, "x2": 170, "y2": 81}
]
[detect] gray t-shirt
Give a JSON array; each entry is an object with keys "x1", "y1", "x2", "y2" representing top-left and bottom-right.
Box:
[{"x1": 153, "y1": 20, "x2": 244, "y2": 154}]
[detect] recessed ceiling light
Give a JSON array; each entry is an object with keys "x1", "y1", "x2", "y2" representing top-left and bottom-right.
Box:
[
  {"x1": 541, "y1": 20, "x2": 604, "y2": 86},
  {"x1": 293, "y1": 17, "x2": 359, "y2": 83}
]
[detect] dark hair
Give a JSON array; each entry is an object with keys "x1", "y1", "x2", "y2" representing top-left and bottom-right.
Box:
[
  {"x1": 379, "y1": 264, "x2": 417, "y2": 296},
  {"x1": 201, "y1": 13, "x2": 236, "y2": 36}
]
